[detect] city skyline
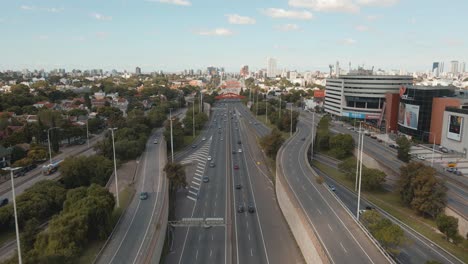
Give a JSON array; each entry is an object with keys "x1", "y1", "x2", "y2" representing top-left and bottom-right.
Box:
[{"x1": 0, "y1": 0, "x2": 467, "y2": 72}]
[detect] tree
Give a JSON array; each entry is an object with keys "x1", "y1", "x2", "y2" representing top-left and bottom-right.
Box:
[
  {"x1": 27, "y1": 145, "x2": 48, "y2": 162},
  {"x1": 329, "y1": 133, "x2": 354, "y2": 159},
  {"x1": 399, "y1": 162, "x2": 447, "y2": 218},
  {"x1": 163, "y1": 118, "x2": 185, "y2": 150},
  {"x1": 361, "y1": 167, "x2": 386, "y2": 191},
  {"x1": 436, "y1": 214, "x2": 461, "y2": 243},
  {"x1": 164, "y1": 162, "x2": 187, "y2": 218},
  {"x1": 59, "y1": 155, "x2": 113, "y2": 188},
  {"x1": 259, "y1": 128, "x2": 285, "y2": 159},
  {"x1": 10, "y1": 146, "x2": 27, "y2": 163},
  {"x1": 396, "y1": 136, "x2": 411, "y2": 162},
  {"x1": 361, "y1": 210, "x2": 406, "y2": 256}
]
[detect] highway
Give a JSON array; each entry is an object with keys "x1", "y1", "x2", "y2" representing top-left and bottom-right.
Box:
[
  {"x1": 301, "y1": 112, "x2": 468, "y2": 218},
  {"x1": 297, "y1": 112, "x2": 464, "y2": 264},
  {"x1": 279, "y1": 118, "x2": 388, "y2": 263},
  {"x1": 165, "y1": 100, "x2": 303, "y2": 264},
  {"x1": 96, "y1": 128, "x2": 167, "y2": 264},
  {"x1": 0, "y1": 133, "x2": 104, "y2": 200}
]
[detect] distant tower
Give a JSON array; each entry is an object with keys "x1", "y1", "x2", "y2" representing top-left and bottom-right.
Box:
[
  {"x1": 432, "y1": 62, "x2": 439, "y2": 77},
  {"x1": 349, "y1": 62, "x2": 351, "y2": 74},
  {"x1": 440, "y1": 62, "x2": 444, "y2": 73},
  {"x1": 335, "y1": 61, "x2": 340, "y2": 76},
  {"x1": 451, "y1": 61, "x2": 459, "y2": 74},
  {"x1": 135, "y1": 66, "x2": 141, "y2": 75},
  {"x1": 460, "y1": 62, "x2": 466, "y2": 73},
  {"x1": 329, "y1": 65, "x2": 334, "y2": 76},
  {"x1": 267, "y1": 57, "x2": 277, "y2": 78}
]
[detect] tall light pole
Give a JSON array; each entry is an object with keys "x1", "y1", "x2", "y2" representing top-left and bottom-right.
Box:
[
  {"x1": 169, "y1": 108, "x2": 174, "y2": 163},
  {"x1": 356, "y1": 122, "x2": 364, "y2": 220},
  {"x1": 310, "y1": 111, "x2": 315, "y2": 163},
  {"x1": 109, "y1": 128, "x2": 120, "y2": 208},
  {"x1": 290, "y1": 104, "x2": 293, "y2": 137},
  {"x1": 355, "y1": 122, "x2": 362, "y2": 191},
  {"x1": 255, "y1": 91, "x2": 259, "y2": 118},
  {"x1": 86, "y1": 119, "x2": 90, "y2": 147},
  {"x1": 2, "y1": 167, "x2": 23, "y2": 264},
  {"x1": 192, "y1": 101, "x2": 195, "y2": 138},
  {"x1": 265, "y1": 101, "x2": 268, "y2": 123},
  {"x1": 279, "y1": 95, "x2": 282, "y2": 118},
  {"x1": 47, "y1": 127, "x2": 59, "y2": 165}
]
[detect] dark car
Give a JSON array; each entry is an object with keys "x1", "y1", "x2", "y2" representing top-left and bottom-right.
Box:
[
  {"x1": 301, "y1": 137, "x2": 306, "y2": 141},
  {"x1": 191, "y1": 144, "x2": 197, "y2": 148},
  {"x1": 248, "y1": 205, "x2": 255, "y2": 213},
  {"x1": 237, "y1": 140, "x2": 241, "y2": 144},
  {"x1": 237, "y1": 205, "x2": 245, "y2": 213},
  {"x1": 0, "y1": 198, "x2": 8, "y2": 207},
  {"x1": 139, "y1": 192, "x2": 148, "y2": 200},
  {"x1": 203, "y1": 176, "x2": 209, "y2": 183},
  {"x1": 232, "y1": 150, "x2": 236, "y2": 154},
  {"x1": 329, "y1": 184, "x2": 336, "y2": 191},
  {"x1": 234, "y1": 165, "x2": 239, "y2": 170},
  {"x1": 235, "y1": 184, "x2": 242, "y2": 189},
  {"x1": 210, "y1": 162, "x2": 215, "y2": 168}
]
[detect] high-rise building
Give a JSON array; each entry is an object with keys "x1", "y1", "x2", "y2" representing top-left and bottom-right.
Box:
[
  {"x1": 460, "y1": 62, "x2": 466, "y2": 73},
  {"x1": 240, "y1": 65, "x2": 249, "y2": 77},
  {"x1": 135, "y1": 67, "x2": 141, "y2": 75},
  {"x1": 450, "y1": 61, "x2": 459, "y2": 74},
  {"x1": 432, "y1": 62, "x2": 440, "y2": 77},
  {"x1": 335, "y1": 61, "x2": 340, "y2": 76},
  {"x1": 440, "y1": 62, "x2": 444, "y2": 73},
  {"x1": 267, "y1": 57, "x2": 277, "y2": 78}
]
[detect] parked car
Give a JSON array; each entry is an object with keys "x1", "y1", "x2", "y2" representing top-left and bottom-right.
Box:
[
  {"x1": 446, "y1": 167, "x2": 455, "y2": 173},
  {"x1": 440, "y1": 147, "x2": 449, "y2": 153},
  {"x1": 455, "y1": 171, "x2": 463, "y2": 176},
  {"x1": 417, "y1": 155, "x2": 425, "y2": 160}
]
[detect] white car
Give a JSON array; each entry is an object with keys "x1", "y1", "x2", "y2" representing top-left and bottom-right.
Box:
[
  {"x1": 238, "y1": 149, "x2": 242, "y2": 153},
  {"x1": 417, "y1": 155, "x2": 425, "y2": 160},
  {"x1": 202, "y1": 137, "x2": 206, "y2": 141},
  {"x1": 207, "y1": 156, "x2": 212, "y2": 161},
  {"x1": 153, "y1": 139, "x2": 158, "y2": 144}
]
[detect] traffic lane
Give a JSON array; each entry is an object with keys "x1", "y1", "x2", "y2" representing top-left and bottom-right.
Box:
[
  {"x1": 315, "y1": 166, "x2": 462, "y2": 264},
  {"x1": 179, "y1": 111, "x2": 227, "y2": 264},
  {"x1": 2, "y1": 147, "x2": 97, "y2": 200},
  {"x1": 231, "y1": 126, "x2": 265, "y2": 264},
  {"x1": 284, "y1": 123, "x2": 385, "y2": 264},
  {"x1": 108, "y1": 138, "x2": 161, "y2": 264}
]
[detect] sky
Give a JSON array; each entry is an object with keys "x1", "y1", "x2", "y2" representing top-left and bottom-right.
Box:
[{"x1": 0, "y1": 0, "x2": 467, "y2": 73}]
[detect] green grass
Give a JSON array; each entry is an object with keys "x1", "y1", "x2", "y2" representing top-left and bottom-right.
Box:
[
  {"x1": 76, "y1": 186, "x2": 135, "y2": 264},
  {"x1": 313, "y1": 160, "x2": 468, "y2": 263}
]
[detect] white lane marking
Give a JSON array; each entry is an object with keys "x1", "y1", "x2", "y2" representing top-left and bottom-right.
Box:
[
  {"x1": 212, "y1": 234, "x2": 214, "y2": 241},
  {"x1": 191, "y1": 186, "x2": 199, "y2": 191},
  {"x1": 248, "y1": 234, "x2": 251, "y2": 240},
  {"x1": 210, "y1": 249, "x2": 213, "y2": 257},
  {"x1": 192, "y1": 181, "x2": 200, "y2": 186},
  {"x1": 214, "y1": 201, "x2": 217, "y2": 207},
  {"x1": 317, "y1": 208, "x2": 322, "y2": 215},
  {"x1": 189, "y1": 190, "x2": 197, "y2": 195},
  {"x1": 250, "y1": 248, "x2": 253, "y2": 256},
  {"x1": 196, "y1": 249, "x2": 199, "y2": 260},
  {"x1": 195, "y1": 172, "x2": 203, "y2": 176},
  {"x1": 187, "y1": 196, "x2": 196, "y2": 201},
  {"x1": 196, "y1": 169, "x2": 204, "y2": 174},
  {"x1": 340, "y1": 242, "x2": 348, "y2": 253},
  {"x1": 328, "y1": 224, "x2": 333, "y2": 232},
  {"x1": 302, "y1": 185, "x2": 306, "y2": 191}
]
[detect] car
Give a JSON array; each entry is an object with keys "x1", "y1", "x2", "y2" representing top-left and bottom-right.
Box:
[
  {"x1": 232, "y1": 150, "x2": 236, "y2": 154},
  {"x1": 329, "y1": 184, "x2": 336, "y2": 191},
  {"x1": 248, "y1": 205, "x2": 255, "y2": 213},
  {"x1": 359, "y1": 209, "x2": 367, "y2": 215},
  {"x1": 210, "y1": 162, "x2": 215, "y2": 168},
  {"x1": 207, "y1": 156, "x2": 212, "y2": 161},
  {"x1": 153, "y1": 139, "x2": 158, "y2": 144},
  {"x1": 139, "y1": 192, "x2": 148, "y2": 200},
  {"x1": 417, "y1": 155, "x2": 425, "y2": 160},
  {"x1": 235, "y1": 184, "x2": 242, "y2": 189},
  {"x1": 234, "y1": 165, "x2": 239, "y2": 170},
  {"x1": 237, "y1": 140, "x2": 241, "y2": 144},
  {"x1": 238, "y1": 149, "x2": 242, "y2": 153},
  {"x1": 203, "y1": 176, "x2": 209, "y2": 183},
  {"x1": 446, "y1": 167, "x2": 455, "y2": 172},
  {"x1": 377, "y1": 139, "x2": 383, "y2": 143},
  {"x1": 389, "y1": 144, "x2": 398, "y2": 149},
  {"x1": 202, "y1": 137, "x2": 206, "y2": 141},
  {"x1": 0, "y1": 198, "x2": 8, "y2": 207},
  {"x1": 237, "y1": 205, "x2": 245, "y2": 213},
  {"x1": 440, "y1": 147, "x2": 449, "y2": 153},
  {"x1": 220, "y1": 138, "x2": 224, "y2": 141},
  {"x1": 365, "y1": 206, "x2": 374, "y2": 210},
  {"x1": 301, "y1": 137, "x2": 306, "y2": 141},
  {"x1": 370, "y1": 135, "x2": 377, "y2": 139},
  {"x1": 191, "y1": 144, "x2": 197, "y2": 148},
  {"x1": 218, "y1": 130, "x2": 221, "y2": 134},
  {"x1": 455, "y1": 170, "x2": 463, "y2": 176}
]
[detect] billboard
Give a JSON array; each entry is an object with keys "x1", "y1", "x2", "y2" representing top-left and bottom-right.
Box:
[
  {"x1": 447, "y1": 115, "x2": 463, "y2": 141},
  {"x1": 314, "y1": 90, "x2": 325, "y2": 98},
  {"x1": 398, "y1": 103, "x2": 419, "y2": 130}
]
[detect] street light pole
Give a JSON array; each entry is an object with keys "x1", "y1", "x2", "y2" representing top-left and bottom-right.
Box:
[
  {"x1": 311, "y1": 111, "x2": 315, "y2": 163},
  {"x1": 256, "y1": 91, "x2": 259, "y2": 118},
  {"x1": 109, "y1": 128, "x2": 120, "y2": 208},
  {"x1": 3, "y1": 167, "x2": 22, "y2": 264},
  {"x1": 169, "y1": 108, "x2": 174, "y2": 163},
  {"x1": 47, "y1": 127, "x2": 59, "y2": 165},
  {"x1": 86, "y1": 119, "x2": 90, "y2": 147},
  {"x1": 356, "y1": 123, "x2": 364, "y2": 220},
  {"x1": 279, "y1": 95, "x2": 282, "y2": 119},
  {"x1": 290, "y1": 104, "x2": 293, "y2": 137},
  {"x1": 355, "y1": 122, "x2": 361, "y2": 192},
  {"x1": 265, "y1": 101, "x2": 268, "y2": 123},
  {"x1": 193, "y1": 101, "x2": 195, "y2": 138}
]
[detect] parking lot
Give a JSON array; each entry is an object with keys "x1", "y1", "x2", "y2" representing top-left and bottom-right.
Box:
[{"x1": 410, "y1": 145, "x2": 467, "y2": 176}]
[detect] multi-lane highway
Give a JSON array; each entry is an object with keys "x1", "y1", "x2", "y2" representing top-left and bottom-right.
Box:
[
  {"x1": 96, "y1": 128, "x2": 167, "y2": 264},
  {"x1": 166, "y1": 101, "x2": 303, "y2": 264},
  {"x1": 298, "y1": 111, "x2": 464, "y2": 264}
]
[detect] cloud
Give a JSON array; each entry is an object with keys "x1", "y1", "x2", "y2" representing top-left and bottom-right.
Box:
[
  {"x1": 366, "y1": 15, "x2": 379, "y2": 21},
  {"x1": 340, "y1": 38, "x2": 357, "y2": 45},
  {"x1": 261, "y1": 8, "x2": 313, "y2": 20},
  {"x1": 356, "y1": 0, "x2": 398, "y2": 6},
  {"x1": 288, "y1": 0, "x2": 359, "y2": 13},
  {"x1": 355, "y1": 25, "x2": 369, "y2": 31},
  {"x1": 226, "y1": 14, "x2": 256, "y2": 25},
  {"x1": 146, "y1": 0, "x2": 191, "y2": 6},
  {"x1": 20, "y1": 5, "x2": 64, "y2": 12},
  {"x1": 196, "y1": 28, "x2": 233, "y2": 36},
  {"x1": 275, "y1": 23, "x2": 300, "y2": 31},
  {"x1": 96, "y1": 32, "x2": 110, "y2": 38},
  {"x1": 91, "y1": 13, "x2": 112, "y2": 21}
]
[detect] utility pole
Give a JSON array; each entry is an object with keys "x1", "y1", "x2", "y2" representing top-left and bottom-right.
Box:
[
  {"x1": 193, "y1": 101, "x2": 195, "y2": 138},
  {"x1": 355, "y1": 122, "x2": 361, "y2": 191},
  {"x1": 86, "y1": 119, "x2": 90, "y2": 147},
  {"x1": 310, "y1": 112, "x2": 315, "y2": 163},
  {"x1": 265, "y1": 101, "x2": 268, "y2": 123},
  {"x1": 356, "y1": 123, "x2": 364, "y2": 220},
  {"x1": 169, "y1": 109, "x2": 174, "y2": 162},
  {"x1": 279, "y1": 95, "x2": 282, "y2": 119},
  {"x1": 2, "y1": 167, "x2": 23, "y2": 264},
  {"x1": 290, "y1": 104, "x2": 293, "y2": 137},
  {"x1": 109, "y1": 128, "x2": 120, "y2": 208},
  {"x1": 47, "y1": 127, "x2": 59, "y2": 165},
  {"x1": 255, "y1": 91, "x2": 259, "y2": 118}
]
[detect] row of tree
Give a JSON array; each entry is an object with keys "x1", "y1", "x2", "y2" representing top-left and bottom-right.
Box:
[{"x1": 338, "y1": 158, "x2": 386, "y2": 191}]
